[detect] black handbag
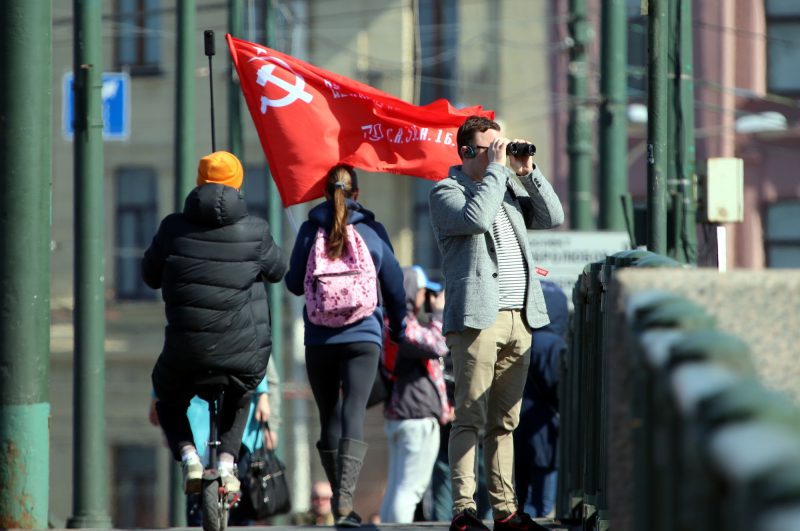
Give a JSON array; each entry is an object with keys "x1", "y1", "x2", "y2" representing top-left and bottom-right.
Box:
[{"x1": 243, "y1": 422, "x2": 292, "y2": 519}]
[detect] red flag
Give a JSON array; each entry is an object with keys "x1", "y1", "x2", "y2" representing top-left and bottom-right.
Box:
[{"x1": 227, "y1": 35, "x2": 494, "y2": 207}]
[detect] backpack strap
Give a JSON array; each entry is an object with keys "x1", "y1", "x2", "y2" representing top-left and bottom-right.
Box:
[{"x1": 352, "y1": 222, "x2": 383, "y2": 306}]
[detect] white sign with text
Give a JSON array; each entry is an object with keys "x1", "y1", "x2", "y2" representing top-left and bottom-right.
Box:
[{"x1": 528, "y1": 231, "x2": 631, "y2": 296}]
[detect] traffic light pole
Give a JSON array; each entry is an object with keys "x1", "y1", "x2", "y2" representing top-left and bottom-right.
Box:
[
  {"x1": 264, "y1": 1, "x2": 285, "y2": 463},
  {"x1": 647, "y1": 0, "x2": 668, "y2": 255},
  {"x1": 599, "y1": 0, "x2": 628, "y2": 232},
  {"x1": 0, "y1": 2, "x2": 52, "y2": 526},
  {"x1": 175, "y1": 0, "x2": 196, "y2": 207},
  {"x1": 567, "y1": 0, "x2": 594, "y2": 230},
  {"x1": 678, "y1": 0, "x2": 698, "y2": 263},
  {"x1": 68, "y1": 0, "x2": 112, "y2": 526},
  {"x1": 228, "y1": 0, "x2": 243, "y2": 158},
  {"x1": 168, "y1": 1, "x2": 196, "y2": 525}
]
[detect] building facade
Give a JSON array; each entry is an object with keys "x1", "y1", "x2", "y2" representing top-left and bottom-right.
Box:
[{"x1": 548, "y1": 0, "x2": 800, "y2": 268}]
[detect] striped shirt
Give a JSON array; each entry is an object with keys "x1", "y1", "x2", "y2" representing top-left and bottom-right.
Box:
[{"x1": 491, "y1": 203, "x2": 527, "y2": 309}]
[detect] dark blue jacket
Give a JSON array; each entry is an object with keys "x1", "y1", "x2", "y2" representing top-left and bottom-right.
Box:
[
  {"x1": 285, "y1": 199, "x2": 406, "y2": 347},
  {"x1": 515, "y1": 280, "x2": 569, "y2": 470}
]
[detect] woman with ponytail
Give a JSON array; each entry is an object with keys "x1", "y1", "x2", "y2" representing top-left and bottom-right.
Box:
[{"x1": 285, "y1": 164, "x2": 406, "y2": 527}]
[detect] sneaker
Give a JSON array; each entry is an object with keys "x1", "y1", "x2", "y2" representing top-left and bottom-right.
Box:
[
  {"x1": 493, "y1": 511, "x2": 549, "y2": 531},
  {"x1": 220, "y1": 468, "x2": 241, "y2": 493},
  {"x1": 450, "y1": 508, "x2": 490, "y2": 531},
  {"x1": 182, "y1": 457, "x2": 203, "y2": 494}
]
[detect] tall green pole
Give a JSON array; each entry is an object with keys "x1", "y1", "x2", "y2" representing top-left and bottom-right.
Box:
[
  {"x1": 68, "y1": 0, "x2": 111, "y2": 527},
  {"x1": 647, "y1": 0, "x2": 668, "y2": 255},
  {"x1": 175, "y1": 0, "x2": 196, "y2": 209},
  {"x1": 168, "y1": 2, "x2": 196, "y2": 526},
  {"x1": 678, "y1": 0, "x2": 697, "y2": 263},
  {"x1": 0, "y1": 2, "x2": 52, "y2": 527},
  {"x1": 666, "y1": 0, "x2": 679, "y2": 259},
  {"x1": 567, "y1": 0, "x2": 594, "y2": 230},
  {"x1": 665, "y1": 0, "x2": 698, "y2": 263},
  {"x1": 599, "y1": 0, "x2": 628, "y2": 231},
  {"x1": 228, "y1": 0, "x2": 243, "y2": 158},
  {"x1": 597, "y1": 4, "x2": 625, "y2": 512},
  {"x1": 264, "y1": 1, "x2": 285, "y2": 460}
]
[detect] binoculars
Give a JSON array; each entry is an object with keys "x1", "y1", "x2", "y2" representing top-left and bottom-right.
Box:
[{"x1": 506, "y1": 142, "x2": 537, "y2": 156}]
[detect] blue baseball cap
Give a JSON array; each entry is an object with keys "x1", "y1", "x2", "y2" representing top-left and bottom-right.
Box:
[{"x1": 412, "y1": 265, "x2": 442, "y2": 292}]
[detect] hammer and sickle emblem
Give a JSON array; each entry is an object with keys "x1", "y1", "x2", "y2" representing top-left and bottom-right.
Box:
[{"x1": 249, "y1": 52, "x2": 313, "y2": 113}]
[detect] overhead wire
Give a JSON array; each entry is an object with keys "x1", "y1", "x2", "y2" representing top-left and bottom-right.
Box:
[
  {"x1": 625, "y1": 15, "x2": 800, "y2": 46},
  {"x1": 695, "y1": 19, "x2": 800, "y2": 46},
  {"x1": 51, "y1": 1, "x2": 800, "y2": 123}
]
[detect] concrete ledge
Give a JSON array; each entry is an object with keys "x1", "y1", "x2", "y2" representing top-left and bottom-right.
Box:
[{"x1": 605, "y1": 268, "x2": 800, "y2": 531}]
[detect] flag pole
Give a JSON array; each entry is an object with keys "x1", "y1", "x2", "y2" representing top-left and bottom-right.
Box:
[{"x1": 285, "y1": 207, "x2": 300, "y2": 235}]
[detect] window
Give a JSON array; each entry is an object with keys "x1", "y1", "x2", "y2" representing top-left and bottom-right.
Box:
[
  {"x1": 413, "y1": 0, "x2": 458, "y2": 272},
  {"x1": 626, "y1": 0, "x2": 647, "y2": 98},
  {"x1": 243, "y1": 164, "x2": 269, "y2": 220},
  {"x1": 238, "y1": 0, "x2": 292, "y2": 51},
  {"x1": 115, "y1": 167, "x2": 158, "y2": 300},
  {"x1": 412, "y1": 180, "x2": 440, "y2": 273},
  {"x1": 766, "y1": 0, "x2": 800, "y2": 94},
  {"x1": 241, "y1": 0, "x2": 268, "y2": 44},
  {"x1": 416, "y1": 0, "x2": 458, "y2": 106},
  {"x1": 112, "y1": 445, "x2": 159, "y2": 528},
  {"x1": 116, "y1": 0, "x2": 162, "y2": 75},
  {"x1": 765, "y1": 201, "x2": 800, "y2": 268}
]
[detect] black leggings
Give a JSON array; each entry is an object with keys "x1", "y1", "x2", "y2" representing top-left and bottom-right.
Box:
[
  {"x1": 152, "y1": 359, "x2": 253, "y2": 461},
  {"x1": 306, "y1": 342, "x2": 380, "y2": 450}
]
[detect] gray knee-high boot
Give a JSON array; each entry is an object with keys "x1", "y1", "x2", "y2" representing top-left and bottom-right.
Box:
[
  {"x1": 316, "y1": 442, "x2": 338, "y2": 503},
  {"x1": 335, "y1": 438, "x2": 368, "y2": 527}
]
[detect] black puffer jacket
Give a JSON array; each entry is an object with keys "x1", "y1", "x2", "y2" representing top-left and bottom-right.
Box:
[{"x1": 142, "y1": 184, "x2": 287, "y2": 386}]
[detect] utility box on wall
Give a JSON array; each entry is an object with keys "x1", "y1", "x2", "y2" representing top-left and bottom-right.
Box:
[{"x1": 699, "y1": 157, "x2": 744, "y2": 223}]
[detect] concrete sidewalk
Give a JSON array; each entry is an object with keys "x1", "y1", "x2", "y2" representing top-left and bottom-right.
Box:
[
  {"x1": 45, "y1": 522, "x2": 574, "y2": 531},
  {"x1": 137, "y1": 522, "x2": 569, "y2": 531}
]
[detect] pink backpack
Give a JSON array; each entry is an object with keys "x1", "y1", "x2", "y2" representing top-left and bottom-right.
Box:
[{"x1": 304, "y1": 225, "x2": 378, "y2": 327}]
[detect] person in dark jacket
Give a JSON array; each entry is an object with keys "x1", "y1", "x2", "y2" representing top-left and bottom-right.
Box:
[
  {"x1": 143, "y1": 151, "x2": 287, "y2": 495},
  {"x1": 512, "y1": 280, "x2": 569, "y2": 517},
  {"x1": 380, "y1": 266, "x2": 450, "y2": 523},
  {"x1": 285, "y1": 164, "x2": 406, "y2": 527}
]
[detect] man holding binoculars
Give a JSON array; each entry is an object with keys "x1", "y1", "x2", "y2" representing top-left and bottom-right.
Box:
[{"x1": 428, "y1": 115, "x2": 564, "y2": 531}]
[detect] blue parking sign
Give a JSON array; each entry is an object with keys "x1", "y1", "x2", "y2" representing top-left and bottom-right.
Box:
[{"x1": 63, "y1": 72, "x2": 130, "y2": 141}]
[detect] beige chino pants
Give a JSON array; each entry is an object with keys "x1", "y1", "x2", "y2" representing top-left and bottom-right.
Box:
[{"x1": 446, "y1": 309, "x2": 532, "y2": 518}]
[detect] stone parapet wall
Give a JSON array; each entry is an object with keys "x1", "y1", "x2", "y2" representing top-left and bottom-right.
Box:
[{"x1": 605, "y1": 268, "x2": 800, "y2": 531}]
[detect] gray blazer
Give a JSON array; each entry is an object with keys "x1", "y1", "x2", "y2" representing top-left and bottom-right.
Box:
[{"x1": 429, "y1": 162, "x2": 564, "y2": 335}]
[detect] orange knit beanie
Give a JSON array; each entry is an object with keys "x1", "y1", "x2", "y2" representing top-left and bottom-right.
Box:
[{"x1": 196, "y1": 151, "x2": 244, "y2": 190}]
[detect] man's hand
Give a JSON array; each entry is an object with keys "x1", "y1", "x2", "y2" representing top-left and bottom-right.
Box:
[
  {"x1": 148, "y1": 398, "x2": 160, "y2": 427},
  {"x1": 254, "y1": 393, "x2": 271, "y2": 423},
  {"x1": 509, "y1": 138, "x2": 535, "y2": 175},
  {"x1": 431, "y1": 291, "x2": 445, "y2": 313},
  {"x1": 488, "y1": 137, "x2": 509, "y2": 166}
]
